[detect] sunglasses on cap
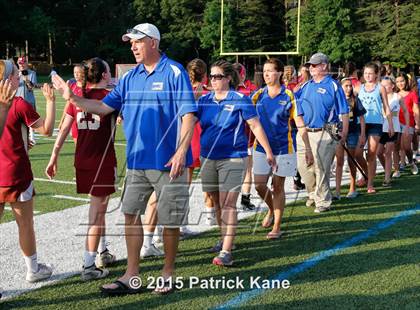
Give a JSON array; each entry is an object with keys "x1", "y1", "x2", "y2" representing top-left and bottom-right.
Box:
[
  {"x1": 126, "y1": 28, "x2": 153, "y2": 40},
  {"x1": 209, "y1": 74, "x2": 225, "y2": 80}
]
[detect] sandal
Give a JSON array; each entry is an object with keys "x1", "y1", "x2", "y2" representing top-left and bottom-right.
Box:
[
  {"x1": 382, "y1": 180, "x2": 392, "y2": 187},
  {"x1": 266, "y1": 231, "x2": 284, "y2": 240},
  {"x1": 153, "y1": 278, "x2": 176, "y2": 295},
  {"x1": 262, "y1": 213, "x2": 274, "y2": 228},
  {"x1": 100, "y1": 280, "x2": 143, "y2": 297},
  {"x1": 367, "y1": 187, "x2": 376, "y2": 194}
]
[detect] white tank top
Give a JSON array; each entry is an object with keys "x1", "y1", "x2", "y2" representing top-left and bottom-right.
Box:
[{"x1": 382, "y1": 93, "x2": 400, "y2": 132}]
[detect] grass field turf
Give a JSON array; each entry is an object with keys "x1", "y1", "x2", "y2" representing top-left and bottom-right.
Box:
[{"x1": 2, "y1": 89, "x2": 420, "y2": 309}]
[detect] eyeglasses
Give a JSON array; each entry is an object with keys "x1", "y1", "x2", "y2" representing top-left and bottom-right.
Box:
[
  {"x1": 210, "y1": 74, "x2": 225, "y2": 80},
  {"x1": 126, "y1": 28, "x2": 153, "y2": 40}
]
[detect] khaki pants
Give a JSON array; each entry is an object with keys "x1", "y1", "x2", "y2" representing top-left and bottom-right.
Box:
[{"x1": 297, "y1": 130, "x2": 337, "y2": 208}]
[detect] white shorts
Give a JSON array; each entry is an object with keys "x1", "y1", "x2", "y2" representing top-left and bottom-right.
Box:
[
  {"x1": 253, "y1": 151, "x2": 297, "y2": 177},
  {"x1": 401, "y1": 124, "x2": 415, "y2": 135},
  {"x1": 18, "y1": 181, "x2": 34, "y2": 202}
]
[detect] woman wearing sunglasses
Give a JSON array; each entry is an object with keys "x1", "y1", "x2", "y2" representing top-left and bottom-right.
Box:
[{"x1": 196, "y1": 60, "x2": 276, "y2": 266}]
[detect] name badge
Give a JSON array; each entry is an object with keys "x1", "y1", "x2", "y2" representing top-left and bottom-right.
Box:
[
  {"x1": 317, "y1": 87, "x2": 326, "y2": 94},
  {"x1": 224, "y1": 104, "x2": 234, "y2": 112},
  {"x1": 151, "y1": 82, "x2": 164, "y2": 91}
]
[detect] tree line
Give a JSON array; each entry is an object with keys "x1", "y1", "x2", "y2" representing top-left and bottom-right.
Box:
[{"x1": 1, "y1": 0, "x2": 419, "y2": 71}]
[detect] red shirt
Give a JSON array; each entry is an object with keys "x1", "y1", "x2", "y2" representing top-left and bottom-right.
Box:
[
  {"x1": 66, "y1": 89, "x2": 117, "y2": 170},
  {"x1": 237, "y1": 80, "x2": 257, "y2": 97},
  {"x1": 69, "y1": 83, "x2": 83, "y2": 140},
  {"x1": 0, "y1": 97, "x2": 40, "y2": 186},
  {"x1": 399, "y1": 91, "x2": 419, "y2": 127}
]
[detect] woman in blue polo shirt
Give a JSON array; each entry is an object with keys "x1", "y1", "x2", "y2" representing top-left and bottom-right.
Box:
[
  {"x1": 252, "y1": 58, "x2": 297, "y2": 240},
  {"x1": 197, "y1": 60, "x2": 275, "y2": 266}
]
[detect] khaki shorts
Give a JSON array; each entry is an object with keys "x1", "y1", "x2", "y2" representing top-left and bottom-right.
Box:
[
  {"x1": 120, "y1": 169, "x2": 189, "y2": 227},
  {"x1": 200, "y1": 157, "x2": 247, "y2": 193},
  {"x1": 253, "y1": 151, "x2": 297, "y2": 177}
]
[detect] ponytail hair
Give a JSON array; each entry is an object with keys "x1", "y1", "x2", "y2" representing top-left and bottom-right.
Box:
[{"x1": 81, "y1": 57, "x2": 107, "y2": 98}]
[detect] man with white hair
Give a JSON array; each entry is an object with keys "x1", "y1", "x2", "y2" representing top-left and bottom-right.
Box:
[{"x1": 52, "y1": 23, "x2": 197, "y2": 296}]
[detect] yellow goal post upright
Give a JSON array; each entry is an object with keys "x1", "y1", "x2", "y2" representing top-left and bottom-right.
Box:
[{"x1": 219, "y1": 0, "x2": 301, "y2": 58}]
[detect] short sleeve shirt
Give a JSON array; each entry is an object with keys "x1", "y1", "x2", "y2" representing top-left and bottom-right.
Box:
[
  {"x1": 0, "y1": 97, "x2": 40, "y2": 186},
  {"x1": 102, "y1": 54, "x2": 197, "y2": 170},
  {"x1": 197, "y1": 90, "x2": 257, "y2": 159},
  {"x1": 296, "y1": 75, "x2": 349, "y2": 128}
]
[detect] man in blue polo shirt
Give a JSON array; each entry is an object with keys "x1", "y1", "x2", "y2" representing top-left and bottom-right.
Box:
[
  {"x1": 52, "y1": 23, "x2": 197, "y2": 295},
  {"x1": 296, "y1": 52, "x2": 349, "y2": 213}
]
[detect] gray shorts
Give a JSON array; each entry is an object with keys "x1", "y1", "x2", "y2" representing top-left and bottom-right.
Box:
[
  {"x1": 121, "y1": 169, "x2": 189, "y2": 227},
  {"x1": 200, "y1": 157, "x2": 247, "y2": 192}
]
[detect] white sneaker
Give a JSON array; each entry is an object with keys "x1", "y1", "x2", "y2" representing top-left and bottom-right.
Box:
[
  {"x1": 180, "y1": 226, "x2": 198, "y2": 240},
  {"x1": 152, "y1": 226, "x2": 163, "y2": 246},
  {"x1": 205, "y1": 211, "x2": 217, "y2": 226},
  {"x1": 81, "y1": 264, "x2": 109, "y2": 281},
  {"x1": 96, "y1": 249, "x2": 116, "y2": 268},
  {"x1": 392, "y1": 170, "x2": 401, "y2": 178},
  {"x1": 140, "y1": 243, "x2": 164, "y2": 258},
  {"x1": 410, "y1": 163, "x2": 418, "y2": 175},
  {"x1": 26, "y1": 263, "x2": 53, "y2": 283}
]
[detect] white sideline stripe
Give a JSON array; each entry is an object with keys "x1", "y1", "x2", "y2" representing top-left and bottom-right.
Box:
[
  {"x1": 34, "y1": 178, "x2": 76, "y2": 185},
  {"x1": 4, "y1": 207, "x2": 40, "y2": 214},
  {"x1": 53, "y1": 195, "x2": 90, "y2": 202},
  {"x1": 114, "y1": 143, "x2": 127, "y2": 146}
]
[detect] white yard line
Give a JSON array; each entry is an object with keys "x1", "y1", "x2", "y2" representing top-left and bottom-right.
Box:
[
  {"x1": 52, "y1": 195, "x2": 90, "y2": 202},
  {"x1": 34, "y1": 178, "x2": 76, "y2": 185},
  {"x1": 4, "y1": 207, "x2": 40, "y2": 214}
]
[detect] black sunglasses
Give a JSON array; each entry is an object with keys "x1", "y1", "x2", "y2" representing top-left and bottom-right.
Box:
[
  {"x1": 126, "y1": 28, "x2": 153, "y2": 40},
  {"x1": 209, "y1": 74, "x2": 225, "y2": 80}
]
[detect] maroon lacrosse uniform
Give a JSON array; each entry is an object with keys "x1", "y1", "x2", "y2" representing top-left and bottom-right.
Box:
[
  {"x1": 0, "y1": 97, "x2": 40, "y2": 202},
  {"x1": 66, "y1": 89, "x2": 117, "y2": 196}
]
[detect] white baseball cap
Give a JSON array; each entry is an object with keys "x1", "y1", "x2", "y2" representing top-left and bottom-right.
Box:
[{"x1": 122, "y1": 23, "x2": 161, "y2": 42}]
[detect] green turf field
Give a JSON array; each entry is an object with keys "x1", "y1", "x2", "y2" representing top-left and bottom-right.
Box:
[
  {"x1": 0, "y1": 89, "x2": 127, "y2": 223},
  {"x1": 2, "y1": 90, "x2": 420, "y2": 309}
]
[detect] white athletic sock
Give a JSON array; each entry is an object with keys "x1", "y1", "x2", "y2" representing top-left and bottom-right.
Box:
[
  {"x1": 143, "y1": 232, "x2": 154, "y2": 248},
  {"x1": 98, "y1": 236, "x2": 107, "y2": 254},
  {"x1": 83, "y1": 251, "x2": 97, "y2": 268},
  {"x1": 24, "y1": 253, "x2": 38, "y2": 273}
]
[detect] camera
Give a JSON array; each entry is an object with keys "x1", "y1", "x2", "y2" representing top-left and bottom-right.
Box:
[{"x1": 21, "y1": 70, "x2": 28, "y2": 76}]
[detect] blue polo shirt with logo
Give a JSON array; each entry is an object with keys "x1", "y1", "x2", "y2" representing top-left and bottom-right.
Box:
[
  {"x1": 197, "y1": 90, "x2": 258, "y2": 159},
  {"x1": 252, "y1": 86, "x2": 296, "y2": 155},
  {"x1": 102, "y1": 54, "x2": 197, "y2": 170},
  {"x1": 296, "y1": 75, "x2": 349, "y2": 128}
]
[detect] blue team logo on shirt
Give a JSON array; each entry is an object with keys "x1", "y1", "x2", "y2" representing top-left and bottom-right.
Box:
[
  {"x1": 224, "y1": 104, "x2": 234, "y2": 112},
  {"x1": 317, "y1": 88, "x2": 326, "y2": 94},
  {"x1": 278, "y1": 100, "x2": 288, "y2": 106},
  {"x1": 152, "y1": 82, "x2": 164, "y2": 91}
]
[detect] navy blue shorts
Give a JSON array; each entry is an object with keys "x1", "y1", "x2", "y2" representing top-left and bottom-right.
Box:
[
  {"x1": 346, "y1": 131, "x2": 360, "y2": 148},
  {"x1": 365, "y1": 124, "x2": 382, "y2": 137}
]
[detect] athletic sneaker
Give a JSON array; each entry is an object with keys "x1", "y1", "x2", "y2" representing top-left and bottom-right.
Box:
[
  {"x1": 332, "y1": 194, "x2": 341, "y2": 201},
  {"x1": 305, "y1": 199, "x2": 315, "y2": 208},
  {"x1": 180, "y1": 226, "x2": 198, "y2": 240},
  {"x1": 209, "y1": 240, "x2": 236, "y2": 253},
  {"x1": 96, "y1": 249, "x2": 116, "y2": 268},
  {"x1": 314, "y1": 206, "x2": 330, "y2": 213},
  {"x1": 81, "y1": 264, "x2": 109, "y2": 281},
  {"x1": 392, "y1": 170, "x2": 401, "y2": 178},
  {"x1": 346, "y1": 191, "x2": 359, "y2": 199},
  {"x1": 410, "y1": 163, "x2": 418, "y2": 175},
  {"x1": 240, "y1": 194, "x2": 256, "y2": 211},
  {"x1": 152, "y1": 226, "x2": 164, "y2": 246},
  {"x1": 140, "y1": 243, "x2": 164, "y2": 258},
  {"x1": 212, "y1": 251, "x2": 233, "y2": 266},
  {"x1": 26, "y1": 263, "x2": 53, "y2": 283},
  {"x1": 205, "y1": 213, "x2": 217, "y2": 226}
]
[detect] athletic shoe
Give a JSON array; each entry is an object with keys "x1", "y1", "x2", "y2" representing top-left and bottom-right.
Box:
[
  {"x1": 382, "y1": 180, "x2": 392, "y2": 187},
  {"x1": 81, "y1": 264, "x2": 109, "y2": 281},
  {"x1": 346, "y1": 191, "x2": 359, "y2": 199},
  {"x1": 180, "y1": 226, "x2": 198, "y2": 240},
  {"x1": 209, "y1": 240, "x2": 236, "y2": 253},
  {"x1": 140, "y1": 244, "x2": 164, "y2": 258},
  {"x1": 212, "y1": 251, "x2": 233, "y2": 266},
  {"x1": 305, "y1": 199, "x2": 315, "y2": 208},
  {"x1": 314, "y1": 206, "x2": 330, "y2": 213},
  {"x1": 205, "y1": 213, "x2": 217, "y2": 226},
  {"x1": 410, "y1": 163, "x2": 418, "y2": 175},
  {"x1": 153, "y1": 226, "x2": 163, "y2": 246},
  {"x1": 96, "y1": 249, "x2": 116, "y2": 268},
  {"x1": 392, "y1": 170, "x2": 401, "y2": 178},
  {"x1": 332, "y1": 194, "x2": 341, "y2": 201},
  {"x1": 26, "y1": 263, "x2": 53, "y2": 283},
  {"x1": 241, "y1": 194, "x2": 256, "y2": 211}
]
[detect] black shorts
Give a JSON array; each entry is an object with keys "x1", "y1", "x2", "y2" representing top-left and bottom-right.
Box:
[{"x1": 379, "y1": 132, "x2": 398, "y2": 144}]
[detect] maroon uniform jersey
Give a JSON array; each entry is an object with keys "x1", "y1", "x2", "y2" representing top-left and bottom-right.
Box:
[
  {"x1": 66, "y1": 89, "x2": 117, "y2": 170},
  {"x1": 0, "y1": 97, "x2": 40, "y2": 186}
]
